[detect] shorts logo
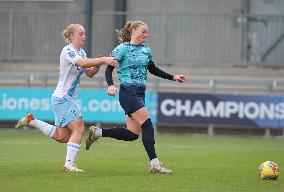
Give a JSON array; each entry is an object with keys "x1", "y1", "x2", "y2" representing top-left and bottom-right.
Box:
[
  {"x1": 68, "y1": 51, "x2": 76, "y2": 58},
  {"x1": 71, "y1": 109, "x2": 77, "y2": 117}
]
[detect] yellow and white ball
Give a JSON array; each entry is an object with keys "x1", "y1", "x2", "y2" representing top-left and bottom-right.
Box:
[{"x1": 258, "y1": 161, "x2": 279, "y2": 180}]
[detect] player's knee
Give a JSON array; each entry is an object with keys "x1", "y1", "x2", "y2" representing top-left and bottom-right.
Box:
[
  {"x1": 57, "y1": 137, "x2": 69, "y2": 143},
  {"x1": 72, "y1": 126, "x2": 85, "y2": 136},
  {"x1": 56, "y1": 133, "x2": 70, "y2": 143},
  {"x1": 53, "y1": 129, "x2": 70, "y2": 143}
]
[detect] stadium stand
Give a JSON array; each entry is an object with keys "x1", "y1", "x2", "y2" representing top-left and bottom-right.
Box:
[{"x1": 1, "y1": 61, "x2": 284, "y2": 95}]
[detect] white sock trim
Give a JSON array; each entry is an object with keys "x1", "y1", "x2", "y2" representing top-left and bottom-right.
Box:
[
  {"x1": 48, "y1": 126, "x2": 56, "y2": 138},
  {"x1": 67, "y1": 142, "x2": 81, "y2": 150},
  {"x1": 150, "y1": 158, "x2": 160, "y2": 166},
  {"x1": 95, "y1": 128, "x2": 102, "y2": 137}
]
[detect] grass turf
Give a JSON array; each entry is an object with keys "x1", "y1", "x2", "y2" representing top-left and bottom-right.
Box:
[{"x1": 0, "y1": 129, "x2": 283, "y2": 192}]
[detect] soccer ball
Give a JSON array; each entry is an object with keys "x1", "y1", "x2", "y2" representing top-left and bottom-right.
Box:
[{"x1": 258, "y1": 161, "x2": 279, "y2": 180}]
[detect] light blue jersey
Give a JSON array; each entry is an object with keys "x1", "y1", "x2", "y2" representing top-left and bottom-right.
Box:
[{"x1": 111, "y1": 42, "x2": 153, "y2": 84}]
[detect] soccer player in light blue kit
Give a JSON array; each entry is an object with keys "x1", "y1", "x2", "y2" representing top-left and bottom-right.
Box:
[
  {"x1": 86, "y1": 21, "x2": 187, "y2": 174},
  {"x1": 15, "y1": 24, "x2": 117, "y2": 172}
]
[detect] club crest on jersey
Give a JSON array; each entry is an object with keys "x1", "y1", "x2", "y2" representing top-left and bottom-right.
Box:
[
  {"x1": 68, "y1": 51, "x2": 76, "y2": 58},
  {"x1": 142, "y1": 47, "x2": 148, "y2": 53}
]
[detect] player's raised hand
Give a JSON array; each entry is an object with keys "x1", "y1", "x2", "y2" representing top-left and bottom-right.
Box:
[
  {"x1": 104, "y1": 57, "x2": 118, "y2": 68},
  {"x1": 107, "y1": 85, "x2": 118, "y2": 96},
  {"x1": 173, "y1": 75, "x2": 187, "y2": 83}
]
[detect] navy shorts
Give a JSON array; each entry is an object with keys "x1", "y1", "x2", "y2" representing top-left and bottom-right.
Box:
[{"x1": 119, "y1": 83, "x2": 146, "y2": 116}]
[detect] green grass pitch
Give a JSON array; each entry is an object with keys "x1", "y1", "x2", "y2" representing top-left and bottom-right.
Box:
[{"x1": 0, "y1": 129, "x2": 283, "y2": 192}]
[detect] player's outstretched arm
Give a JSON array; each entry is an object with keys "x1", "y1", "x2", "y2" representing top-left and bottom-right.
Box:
[
  {"x1": 84, "y1": 65, "x2": 100, "y2": 78},
  {"x1": 84, "y1": 54, "x2": 108, "y2": 78},
  {"x1": 105, "y1": 65, "x2": 118, "y2": 96},
  {"x1": 147, "y1": 61, "x2": 173, "y2": 80},
  {"x1": 173, "y1": 74, "x2": 187, "y2": 83},
  {"x1": 147, "y1": 61, "x2": 187, "y2": 83},
  {"x1": 76, "y1": 57, "x2": 117, "y2": 68}
]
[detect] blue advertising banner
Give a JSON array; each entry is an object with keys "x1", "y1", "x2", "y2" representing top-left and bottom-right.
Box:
[
  {"x1": 158, "y1": 92, "x2": 284, "y2": 128},
  {"x1": 0, "y1": 87, "x2": 155, "y2": 123}
]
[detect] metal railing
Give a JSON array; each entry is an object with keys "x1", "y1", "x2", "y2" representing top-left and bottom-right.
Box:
[
  {"x1": 0, "y1": 10, "x2": 284, "y2": 66},
  {"x1": 1, "y1": 73, "x2": 284, "y2": 95}
]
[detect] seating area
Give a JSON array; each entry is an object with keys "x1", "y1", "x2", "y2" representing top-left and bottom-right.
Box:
[{"x1": 1, "y1": 61, "x2": 284, "y2": 95}]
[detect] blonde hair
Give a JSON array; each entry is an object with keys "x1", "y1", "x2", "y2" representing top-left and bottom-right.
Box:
[
  {"x1": 62, "y1": 24, "x2": 82, "y2": 43},
  {"x1": 117, "y1": 20, "x2": 147, "y2": 43}
]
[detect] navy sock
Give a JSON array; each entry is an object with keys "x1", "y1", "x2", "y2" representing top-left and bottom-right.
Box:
[
  {"x1": 141, "y1": 118, "x2": 157, "y2": 161},
  {"x1": 102, "y1": 127, "x2": 139, "y2": 141}
]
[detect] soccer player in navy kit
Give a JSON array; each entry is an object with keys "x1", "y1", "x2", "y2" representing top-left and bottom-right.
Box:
[
  {"x1": 86, "y1": 21, "x2": 187, "y2": 174},
  {"x1": 15, "y1": 24, "x2": 117, "y2": 172}
]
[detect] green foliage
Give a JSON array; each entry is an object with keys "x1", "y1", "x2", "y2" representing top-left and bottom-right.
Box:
[{"x1": 0, "y1": 130, "x2": 283, "y2": 192}]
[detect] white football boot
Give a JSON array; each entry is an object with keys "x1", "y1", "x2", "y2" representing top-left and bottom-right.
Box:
[
  {"x1": 62, "y1": 165, "x2": 86, "y2": 173},
  {"x1": 149, "y1": 162, "x2": 173, "y2": 174},
  {"x1": 15, "y1": 112, "x2": 35, "y2": 129},
  {"x1": 85, "y1": 126, "x2": 100, "y2": 150}
]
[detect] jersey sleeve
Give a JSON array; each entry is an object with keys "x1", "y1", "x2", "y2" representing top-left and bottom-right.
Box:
[
  {"x1": 146, "y1": 46, "x2": 154, "y2": 66},
  {"x1": 64, "y1": 48, "x2": 82, "y2": 65},
  {"x1": 111, "y1": 44, "x2": 126, "y2": 62},
  {"x1": 80, "y1": 49, "x2": 87, "y2": 59}
]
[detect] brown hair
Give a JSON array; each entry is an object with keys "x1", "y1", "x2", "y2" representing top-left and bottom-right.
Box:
[
  {"x1": 62, "y1": 24, "x2": 82, "y2": 43},
  {"x1": 117, "y1": 20, "x2": 147, "y2": 43}
]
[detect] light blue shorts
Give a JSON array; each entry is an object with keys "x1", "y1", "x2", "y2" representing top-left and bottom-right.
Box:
[{"x1": 50, "y1": 95, "x2": 82, "y2": 127}]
